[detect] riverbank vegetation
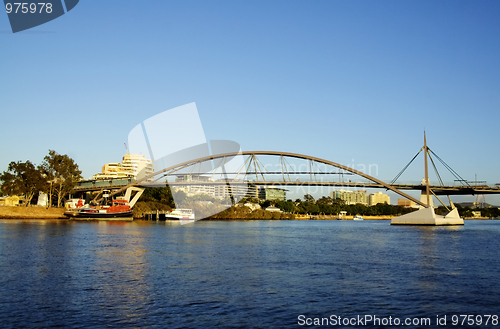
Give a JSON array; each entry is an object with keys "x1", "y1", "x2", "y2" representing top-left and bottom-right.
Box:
[
  {"x1": 268, "y1": 195, "x2": 416, "y2": 217},
  {"x1": 0, "y1": 150, "x2": 82, "y2": 207},
  {"x1": 206, "y1": 206, "x2": 295, "y2": 220},
  {"x1": 435, "y1": 204, "x2": 500, "y2": 218}
]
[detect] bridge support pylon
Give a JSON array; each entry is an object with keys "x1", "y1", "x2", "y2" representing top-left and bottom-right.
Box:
[
  {"x1": 419, "y1": 190, "x2": 434, "y2": 208},
  {"x1": 391, "y1": 132, "x2": 464, "y2": 226}
]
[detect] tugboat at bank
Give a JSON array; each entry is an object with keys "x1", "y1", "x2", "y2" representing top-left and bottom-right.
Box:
[
  {"x1": 64, "y1": 199, "x2": 133, "y2": 220},
  {"x1": 64, "y1": 187, "x2": 144, "y2": 221}
]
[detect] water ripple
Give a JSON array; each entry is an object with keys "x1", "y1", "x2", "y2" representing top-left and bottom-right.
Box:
[{"x1": 0, "y1": 220, "x2": 500, "y2": 328}]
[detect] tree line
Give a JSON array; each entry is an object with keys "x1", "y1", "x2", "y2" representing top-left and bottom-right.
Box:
[
  {"x1": 0, "y1": 150, "x2": 82, "y2": 207},
  {"x1": 271, "y1": 195, "x2": 499, "y2": 218},
  {"x1": 435, "y1": 204, "x2": 500, "y2": 218},
  {"x1": 240, "y1": 194, "x2": 417, "y2": 216}
]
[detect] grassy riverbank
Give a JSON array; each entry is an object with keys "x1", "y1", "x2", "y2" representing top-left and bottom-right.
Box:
[{"x1": 0, "y1": 206, "x2": 66, "y2": 219}]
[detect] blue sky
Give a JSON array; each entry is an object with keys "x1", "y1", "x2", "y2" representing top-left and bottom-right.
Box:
[{"x1": 1, "y1": 1, "x2": 499, "y2": 204}]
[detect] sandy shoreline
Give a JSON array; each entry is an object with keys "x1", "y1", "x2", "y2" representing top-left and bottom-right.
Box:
[{"x1": 0, "y1": 206, "x2": 67, "y2": 219}]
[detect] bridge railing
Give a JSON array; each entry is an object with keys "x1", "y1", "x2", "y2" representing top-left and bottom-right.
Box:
[{"x1": 75, "y1": 178, "x2": 135, "y2": 190}]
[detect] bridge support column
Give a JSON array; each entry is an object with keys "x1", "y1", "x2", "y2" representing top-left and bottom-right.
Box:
[
  {"x1": 124, "y1": 187, "x2": 144, "y2": 208},
  {"x1": 419, "y1": 191, "x2": 434, "y2": 208}
]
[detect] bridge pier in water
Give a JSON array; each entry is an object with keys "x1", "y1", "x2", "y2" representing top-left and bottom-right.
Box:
[
  {"x1": 391, "y1": 133, "x2": 464, "y2": 226},
  {"x1": 391, "y1": 206, "x2": 463, "y2": 226},
  {"x1": 391, "y1": 190, "x2": 463, "y2": 225}
]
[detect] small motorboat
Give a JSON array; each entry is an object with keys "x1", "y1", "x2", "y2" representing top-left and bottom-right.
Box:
[{"x1": 164, "y1": 209, "x2": 195, "y2": 224}]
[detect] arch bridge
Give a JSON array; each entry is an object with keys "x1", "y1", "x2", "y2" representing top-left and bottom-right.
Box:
[
  {"x1": 76, "y1": 150, "x2": 500, "y2": 207},
  {"x1": 94, "y1": 151, "x2": 430, "y2": 206}
]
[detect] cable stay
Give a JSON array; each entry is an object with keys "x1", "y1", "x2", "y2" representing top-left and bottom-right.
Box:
[
  {"x1": 391, "y1": 147, "x2": 424, "y2": 184},
  {"x1": 427, "y1": 152, "x2": 452, "y2": 211},
  {"x1": 428, "y1": 148, "x2": 471, "y2": 187}
]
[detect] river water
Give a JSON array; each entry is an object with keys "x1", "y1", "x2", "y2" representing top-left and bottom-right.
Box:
[{"x1": 1, "y1": 219, "x2": 499, "y2": 328}]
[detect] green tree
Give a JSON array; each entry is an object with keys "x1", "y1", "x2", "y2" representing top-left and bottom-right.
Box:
[
  {"x1": 303, "y1": 202, "x2": 320, "y2": 214},
  {"x1": 317, "y1": 196, "x2": 333, "y2": 205},
  {"x1": 220, "y1": 196, "x2": 233, "y2": 205},
  {"x1": 41, "y1": 150, "x2": 82, "y2": 207},
  {"x1": 172, "y1": 189, "x2": 187, "y2": 206},
  {"x1": 239, "y1": 197, "x2": 260, "y2": 204},
  {"x1": 261, "y1": 199, "x2": 273, "y2": 208},
  {"x1": 187, "y1": 193, "x2": 216, "y2": 203},
  {"x1": 304, "y1": 194, "x2": 315, "y2": 204},
  {"x1": 333, "y1": 197, "x2": 345, "y2": 206},
  {"x1": 140, "y1": 187, "x2": 175, "y2": 207},
  {"x1": 0, "y1": 160, "x2": 46, "y2": 206},
  {"x1": 275, "y1": 199, "x2": 295, "y2": 213}
]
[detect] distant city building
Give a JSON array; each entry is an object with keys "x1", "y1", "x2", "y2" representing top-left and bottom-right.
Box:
[
  {"x1": 92, "y1": 154, "x2": 154, "y2": 181},
  {"x1": 213, "y1": 181, "x2": 258, "y2": 202},
  {"x1": 330, "y1": 190, "x2": 368, "y2": 205},
  {"x1": 121, "y1": 154, "x2": 154, "y2": 179},
  {"x1": 92, "y1": 162, "x2": 126, "y2": 180},
  {"x1": 172, "y1": 175, "x2": 264, "y2": 202},
  {"x1": 398, "y1": 198, "x2": 416, "y2": 207},
  {"x1": 258, "y1": 186, "x2": 287, "y2": 202},
  {"x1": 174, "y1": 175, "x2": 215, "y2": 197},
  {"x1": 368, "y1": 192, "x2": 390, "y2": 206}
]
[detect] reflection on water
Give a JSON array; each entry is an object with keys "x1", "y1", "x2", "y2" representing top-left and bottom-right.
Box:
[{"x1": 1, "y1": 220, "x2": 500, "y2": 328}]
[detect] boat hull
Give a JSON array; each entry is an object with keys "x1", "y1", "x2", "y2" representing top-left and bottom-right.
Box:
[
  {"x1": 164, "y1": 215, "x2": 195, "y2": 220},
  {"x1": 164, "y1": 218, "x2": 196, "y2": 225},
  {"x1": 64, "y1": 210, "x2": 133, "y2": 221}
]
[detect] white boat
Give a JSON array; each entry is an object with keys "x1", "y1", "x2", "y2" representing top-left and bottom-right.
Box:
[
  {"x1": 353, "y1": 215, "x2": 364, "y2": 221},
  {"x1": 165, "y1": 209, "x2": 195, "y2": 224}
]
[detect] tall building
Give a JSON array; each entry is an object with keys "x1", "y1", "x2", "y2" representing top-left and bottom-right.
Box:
[
  {"x1": 330, "y1": 190, "x2": 368, "y2": 205},
  {"x1": 214, "y1": 182, "x2": 258, "y2": 202},
  {"x1": 121, "y1": 154, "x2": 154, "y2": 179},
  {"x1": 368, "y1": 192, "x2": 390, "y2": 206},
  {"x1": 92, "y1": 154, "x2": 154, "y2": 180},
  {"x1": 258, "y1": 186, "x2": 287, "y2": 202},
  {"x1": 398, "y1": 198, "x2": 416, "y2": 207}
]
